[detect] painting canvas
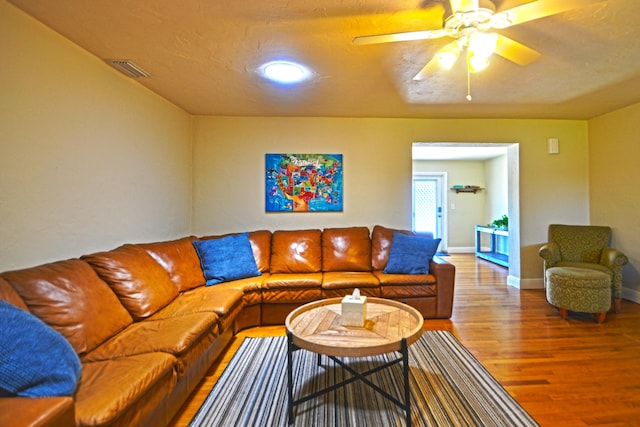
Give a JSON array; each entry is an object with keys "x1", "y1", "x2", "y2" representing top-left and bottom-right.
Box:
[{"x1": 265, "y1": 154, "x2": 343, "y2": 212}]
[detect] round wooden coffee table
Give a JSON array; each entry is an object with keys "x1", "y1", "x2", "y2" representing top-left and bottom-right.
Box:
[{"x1": 285, "y1": 297, "x2": 424, "y2": 426}]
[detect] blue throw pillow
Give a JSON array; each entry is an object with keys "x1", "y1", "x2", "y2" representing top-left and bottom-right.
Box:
[
  {"x1": 0, "y1": 301, "x2": 82, "y2": 397},
  {"x1": 193, "y1": 233, "x2": 261, "y2": 286},
  {"x1": 383, "y1": 232, "x2": 441, "y2": 275}
]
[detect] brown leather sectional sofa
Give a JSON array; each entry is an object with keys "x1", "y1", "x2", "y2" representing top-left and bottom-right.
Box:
[{"x1": 0, "y1": 225, "x2": 455, "y2": 427}]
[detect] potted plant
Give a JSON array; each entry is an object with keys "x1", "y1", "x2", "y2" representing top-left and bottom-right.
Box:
[{"x1": 489, "y1": 215, "x2": 508, "y2": 230}]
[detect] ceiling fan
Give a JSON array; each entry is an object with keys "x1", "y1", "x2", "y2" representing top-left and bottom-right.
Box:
[{"x1": 353, "y1": 0, "x2": 605, "y2": 84}]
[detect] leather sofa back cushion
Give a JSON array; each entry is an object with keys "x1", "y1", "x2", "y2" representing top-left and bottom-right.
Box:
[
  {"x1": 1, "y1": 259, "x2": 133, "y2": 355},
  {"x1": 82, "y1": 244, "x2": 179, "y2": 321},
  {"x1": 322, "y1": 227, "x2": 372, "y2": 272},
  {"x1": 371, "y1": 225, "x2": 409, "y2": 271},
  {"x1": 139, "y1": 237, "x2": 206, "y2": 291},
  {"x1": 248, "y1": 230, "x2": 272, "y2": 273},
  {"x1": 0, "y1": 276, "x2": 29, "y2": 311},
  {"x1": 270, "y1": 229, "x2": 322, "y2": 273}
]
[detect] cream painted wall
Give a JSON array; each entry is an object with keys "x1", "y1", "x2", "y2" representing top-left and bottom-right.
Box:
[
  {"x1": 0, "y1": 2, "x2": 193, "y2": 270},
  {"x1": 589, "y1": 102, "x2": 640, "y2": 299},
  {"x1": 412, "y1": 160, "x2": 487, "y2": 249},
  {"x1": 193, "y1": 116, "x2": 589, "y2": 283},
  {"x1": 485, "y1": 155, "x2": 508, "y2": 226}
]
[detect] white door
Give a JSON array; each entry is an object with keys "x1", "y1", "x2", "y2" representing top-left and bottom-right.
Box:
[{"x1": 412, "y1": 174, "x2": 446, "y2": 250}]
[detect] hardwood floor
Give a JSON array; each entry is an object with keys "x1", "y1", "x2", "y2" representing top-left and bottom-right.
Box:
[{"x1": 169, "y1": 254, "x2": 640, "y2": 426}]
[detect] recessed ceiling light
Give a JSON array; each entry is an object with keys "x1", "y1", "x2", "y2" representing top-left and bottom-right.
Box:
[{"x1": 259, "y1": 60, "x2": 312, "y2": 84}]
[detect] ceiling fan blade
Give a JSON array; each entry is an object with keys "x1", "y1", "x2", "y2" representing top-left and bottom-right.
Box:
[
  {"x1": 493, "y1": 0, "x2": 605, "y2": 28},
  {"x1": 449, "y1": 0, "x2": 479, "y2": 13},
  {"x1": 353, "y1": 29, "x2": 449, "y2": 45},
  {"x1": 494, "y1": 34, "x2": 541, "y2": 66},
  {"x1": 413, "y1": 40, "x2": 461, "y2": 80},
  {"x1": 413, "y1": 55, "x2": 442, "y2": 81}
]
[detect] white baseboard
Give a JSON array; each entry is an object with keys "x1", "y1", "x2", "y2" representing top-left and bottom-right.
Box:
[
  {"x1": 622, "y1": 287, "x2": 640, "y2": 304},
  {"x1": 507, "y1": 276, "x2": 544, "y2": 290},
  {"x1": 446, "y1": 247, "x2": 475, "y2": 254}
]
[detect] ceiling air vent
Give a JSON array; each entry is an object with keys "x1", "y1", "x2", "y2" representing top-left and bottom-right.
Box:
[{"x1": 106, "y1": 59, "x2": 150, "y2": 78}]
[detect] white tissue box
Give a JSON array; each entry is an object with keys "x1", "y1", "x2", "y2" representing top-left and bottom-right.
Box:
[{"x1": 341, "y1": 295, "x2": 367, "y2": 327}]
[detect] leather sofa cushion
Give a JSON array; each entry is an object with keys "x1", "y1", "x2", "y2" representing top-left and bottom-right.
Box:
[
  {"x1": 374, "y1": 271, "x2": 437, "y2": 286},
  {"x1": 322, "y1": 227, "x2": 372, "y2": 272},
  {"x1": 321, "y1": 271, "x2": 379, "y2": 289},
  {"x1": 83, "y1": 244, "x2": 179, "y2": 321},
  {"x1": 83, "y1": 312, "x2": 219, "y2": 377},
  {"x1": 262, "y1": 272, "x2": 323, "y2": 290},
  {"x1": 374, "y1": 270, "x2": 437, "y2": 298},
  {"x1": 75, "y1": 353, "x2": 176, "y2": 427},
  {"x1": 152, "y1": 286, "x2": 244, "y2": 333},
  {"x1": 152, "y1": 287, "x2": 242, "y2": 321},
  {"x1": 0, "y1": 276, "x2": 29, "y2": 311},
  {"x1": 261, "y1": 273, "x2": 323, "y2": 303},
  {"x1": 139, "y1": 237, "x2": 205, "y2": 291},
  {"x1": 205, "y1": 274, "x2": 265, "y2": 306},
  {"x1": 270, "y1": 229, "x2": 322, "y2": 273},
  {"x1": 2, "y1": 259, "x2": 133, "y2": 355},
  {"x1": 0, "y1": 397, "x2": 75, "y2": 427}
]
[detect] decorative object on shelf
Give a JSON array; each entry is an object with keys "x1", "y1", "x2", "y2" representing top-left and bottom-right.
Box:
[
  {"x1": 451, "y1": 185, "x2": 483, "y2": 194},
  {"x1": 488, "y1": 215, "x2": 508, "y2": 230},
  {"x1": 341, "y1": 288, "x2": 367, "y2": 327}
]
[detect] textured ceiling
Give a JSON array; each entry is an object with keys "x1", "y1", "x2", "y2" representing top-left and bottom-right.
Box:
[{"x1": 9, "y1": 0, "x2": 640, "y2": 119}]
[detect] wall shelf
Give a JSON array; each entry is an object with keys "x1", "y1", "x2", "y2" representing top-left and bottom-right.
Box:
[{"x1": 451, "y1": 185, "x2": 483, "y2": 194}]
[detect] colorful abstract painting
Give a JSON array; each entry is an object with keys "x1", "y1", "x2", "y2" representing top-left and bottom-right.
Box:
[{"x1": 265, "y1": 154, "x2": 343, "y2": 212}]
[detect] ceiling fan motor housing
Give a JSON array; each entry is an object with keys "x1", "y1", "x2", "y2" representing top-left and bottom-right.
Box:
[{"x1": 444, "y1": 0, "x2": 497, "y2": 35}]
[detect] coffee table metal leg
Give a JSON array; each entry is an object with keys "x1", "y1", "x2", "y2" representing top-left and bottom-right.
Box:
[
  {"x1": 401, "y1": 337, "x2": 411, "y2": 427},
  {"x1": 287, "y1": 331, "x2": 294, "y2": 425},
  {"x1": 287, "y1": 332, "x2": 413, "y2": 426}
]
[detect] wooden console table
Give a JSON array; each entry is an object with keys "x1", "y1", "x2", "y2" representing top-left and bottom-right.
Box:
[{"x1": 475, "y1": 225, "x2": 509, "y2": 267}]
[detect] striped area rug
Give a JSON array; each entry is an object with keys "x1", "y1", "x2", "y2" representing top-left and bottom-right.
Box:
[{"x1": 189, "y1": 331, "x2": 538, "y2": 426}]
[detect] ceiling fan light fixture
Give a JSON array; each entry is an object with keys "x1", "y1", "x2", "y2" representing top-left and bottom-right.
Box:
[
  {"x1": 436, "y1": 42, "x2": 462, "y2": 69},
  {"x1": 468, "y1": 52, "x2": 490, "y2": 72},
  {"x1": 468, "y1": 32, "x2": 498, "y2": 57}
]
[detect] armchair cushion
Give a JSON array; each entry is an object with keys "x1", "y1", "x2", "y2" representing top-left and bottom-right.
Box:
[{"x1": 549, "y1": 224, "x2": 611, "y2": 263}]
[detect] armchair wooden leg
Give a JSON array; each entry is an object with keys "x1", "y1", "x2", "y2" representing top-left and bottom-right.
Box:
[
  {"x1": 559, "y1": 308, "x2": 568, "y2": 320},
  {"x1": 595, "y1": 312, "x2": 606, "y2": 324},
  {"x1": 613, "y1": 299, "x2": 622, "y2": 314}
]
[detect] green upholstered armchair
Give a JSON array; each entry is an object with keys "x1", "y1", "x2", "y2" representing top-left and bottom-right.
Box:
[{"x1": 539, "y1": 224, "x2": 628, "y2": 312}]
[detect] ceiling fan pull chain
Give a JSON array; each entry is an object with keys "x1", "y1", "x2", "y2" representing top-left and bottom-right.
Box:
[{"x1": 466, "y1": 66, "x2": 472, "y2": 101}]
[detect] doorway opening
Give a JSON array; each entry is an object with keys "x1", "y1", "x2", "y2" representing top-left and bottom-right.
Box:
[{"x1": 412, "y1": 142, "x2": 521, "y2": 285}]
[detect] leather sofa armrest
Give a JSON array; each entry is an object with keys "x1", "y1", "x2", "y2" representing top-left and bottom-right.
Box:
[
  {"x1": 600, "y1": 247, "x2": 629, "y2": 268},
  {"x1": 430, "y1": 256, "x2": 455, "y2": 318},
  {"x1": 538, "y1": 242, "x2": 560, "y2": 267},
  {"x1": 0, "y1": 397, "x2": 75, "y2": 427}
]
